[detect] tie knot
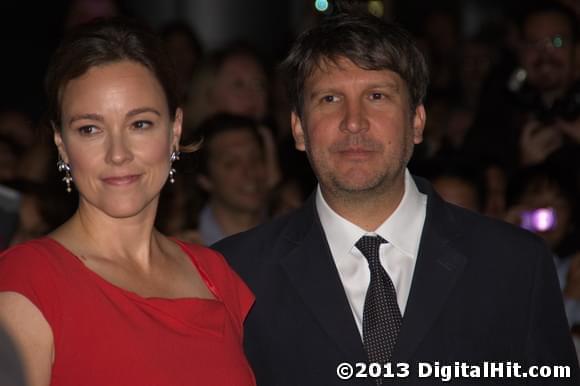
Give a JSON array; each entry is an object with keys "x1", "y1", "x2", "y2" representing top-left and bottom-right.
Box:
[{"x1": 356, "y1": 235, "x2": 387, "y2": 264}]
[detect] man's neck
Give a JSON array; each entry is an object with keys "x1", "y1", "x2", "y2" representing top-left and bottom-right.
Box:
[{"x1": 320, "y1": 177, "x2": 405, "y2": 232}]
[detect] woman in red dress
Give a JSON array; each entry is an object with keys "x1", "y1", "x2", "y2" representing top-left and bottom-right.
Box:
[{"x1": 0, "y1": 17, "x2": 255, "y2": 386}]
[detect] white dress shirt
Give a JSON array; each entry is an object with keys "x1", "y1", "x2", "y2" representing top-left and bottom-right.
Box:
[{"x1": 316, "y1": 169, "x2": 427, "y2": 337}]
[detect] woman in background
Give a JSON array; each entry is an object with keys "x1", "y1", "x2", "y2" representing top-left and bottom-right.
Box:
[{"x1": 0, "y1": 17, "x2": 255, "y2": 386}]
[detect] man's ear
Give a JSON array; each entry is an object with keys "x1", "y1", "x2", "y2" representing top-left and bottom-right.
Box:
[
  {"x1": 412, "y1": 104, "x2": 426, "y2": 144},
  {"x1": 196, "y1": 174, "x2": 213, "y2": 193},
  {"x1": 53, "y1": 128, "x2": 69, "y2": 163},
  {"x1": 172, "y1": 108, "x2": 183, "y2": 151},
  {"x1": 291, "y1": 112, "x2": 306, "y2": 151}
]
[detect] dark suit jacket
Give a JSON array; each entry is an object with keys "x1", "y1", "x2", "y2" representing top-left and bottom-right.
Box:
[{"x1": 213, "y1": 177, "x2": 579, "y2": 385}]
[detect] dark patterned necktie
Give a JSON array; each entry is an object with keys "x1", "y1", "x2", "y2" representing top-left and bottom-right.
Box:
[{"x1": 356, "y1": 235, "x2": 402, "y2": 369}]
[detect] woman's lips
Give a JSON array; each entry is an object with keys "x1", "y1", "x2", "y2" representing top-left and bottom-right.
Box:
[{"x1": 101, "y1": 174, "x2": 141, "y2": 186}]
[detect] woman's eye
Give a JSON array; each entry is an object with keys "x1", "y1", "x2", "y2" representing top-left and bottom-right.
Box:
[
  {"x1": 133, "y1": 120, "x2": 152, "y2": 130},
  {"x1": 78, "y1": 125, "x2": 98, "y2": 135}
]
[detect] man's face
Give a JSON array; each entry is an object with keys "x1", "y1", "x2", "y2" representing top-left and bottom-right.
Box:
[
  {"x1": 200, "y1": 129, "x2": 267, "y2": 213},
  {"x1": 292, "y1": 57, "x2": 425, "y2": 200},
  {"x1": 520, "y1": 11, "x2": 576, "y2": 95}
]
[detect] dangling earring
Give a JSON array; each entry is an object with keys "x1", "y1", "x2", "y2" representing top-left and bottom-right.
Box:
[
  {"x1": 57, "y1": 159, "x2": 73, "y2": 193},
  {"x1": 169, "y1": 150, "x2": 180, "y2": 184}
]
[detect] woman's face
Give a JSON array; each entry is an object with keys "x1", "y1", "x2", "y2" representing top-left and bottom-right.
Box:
[
  {"x1": 55, "y1": 60, "x2": 182, "y2": 220},
  {"x1": 209, "y1": 53, "x2": 268, "y2": 120}
]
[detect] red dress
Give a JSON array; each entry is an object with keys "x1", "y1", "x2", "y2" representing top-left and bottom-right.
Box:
[{"x1": 0, "y1": 238, "x2": 256, "y2": 386}]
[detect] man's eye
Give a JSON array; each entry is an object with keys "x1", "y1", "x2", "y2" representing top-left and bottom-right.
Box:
[
  {"x1": 322, "y1": 95, "x2": 337, "y2": 103},
  {"x1": 370, "y1": 92, "x2": 384, "y2": 100}
]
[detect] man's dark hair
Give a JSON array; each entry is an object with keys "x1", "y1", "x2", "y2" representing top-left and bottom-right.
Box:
[
  {"x1": 505, "y1": 162, "x2": 578, "y2": 211},
  {"x1": 209, "y1": 40, "x2": 267, "y2": 76},
  {"x1": 418, "y1": 156, "x2": 487, "y2": 212},
  {"x1": 281, "y1": 12, "x2": 429, "y2": 118},
  {"x1": 160, "y1": 20, "x2": 203, "y2": 60},
  {"x1": 517, "y1": 1, "x2": 579, "y2": 43},
  {"x1": 193, "y1": 113, "x2": 264, "y2": 176},
  {"x1": 45, "y1": 17, "x2": 180, "y2": 129}
]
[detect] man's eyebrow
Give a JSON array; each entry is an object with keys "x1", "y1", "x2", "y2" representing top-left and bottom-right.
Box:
[
  {"x1": 369, "y1": 81, "x2": 400, "y2": 92},
  {"x1": 308, "y1": 81, "x2": 400, "y2": 99},
  {"x1": 309, "y1": 88, "x2": 339, "y2": 100}
]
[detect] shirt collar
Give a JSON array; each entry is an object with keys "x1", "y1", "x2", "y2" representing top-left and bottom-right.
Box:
[{"x1": 316, "y1": 169, "x2": 426, "y2": 258}]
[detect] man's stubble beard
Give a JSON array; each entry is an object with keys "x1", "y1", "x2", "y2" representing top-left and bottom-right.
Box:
[{"x1": 304, "y1": 131, "x2": 415, "y2": 206}]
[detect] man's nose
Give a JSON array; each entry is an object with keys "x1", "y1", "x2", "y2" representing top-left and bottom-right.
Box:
[{"x1": 340, "y1": 99, "x2": 369, "y2": 134}]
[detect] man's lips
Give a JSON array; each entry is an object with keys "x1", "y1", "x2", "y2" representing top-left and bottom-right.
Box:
[{"x1": 337, "y1": 148, "x2": 375, "y2": 158}]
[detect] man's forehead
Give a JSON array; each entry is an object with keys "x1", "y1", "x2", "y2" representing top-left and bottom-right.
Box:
[
  {"x1": 524, "y1": 11, "x2": 573, "y2": 37},
  {"x1": 304, "y1": 57, "x2": 403, "y2": 91},
  {"x1": 309, "y1": 56, "x2": 364, "y2": 75}
]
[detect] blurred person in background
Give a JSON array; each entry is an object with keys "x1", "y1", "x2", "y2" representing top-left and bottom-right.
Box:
[
  {"x1": 15, "y1": 140, "x2": 54, "y2": 183},
  {"x1": 418, "y1": 158, "x2": 485, "y2": 213},
  {"x1": 0, "y1": 106, "x2": 36, "y2": 150},
  {"x1": 4, "y1": 180, "x2": 50, "y2": 246},
  {"x1": 0, "y1": 105, "x2": 58, "y2": 184},
  {"x1": 64, "y1": 0, "x2": 123, "y2": 29},
  {"x1": 516, "y1": 0, "x2": 580, "y2": 167},
  {"x1": 183, "y1": 41, "x2": 281, "y2": 188},
  {"x1": 0, "y1": 18, "x2": 255, "y2": 386},
  {"x1": 0, "y1": 137, "x2": 21, "y2": 182},
  {"x1": 183, "y1": 40, "x2": 269, "y2": 130},
  {"x1": 0, "y1": 184, "x2": 20, "y2": 251},
  {"x1": 154, "y1": 20, "x2": 204, "y2": 238},
  {"x1": 418, "y1": 7, "x2": 461, "y2": 97},
  {"x1": 504, "y1": 162, "x2": 580, "y2": 357},
  {"x1": 504, "y1": 162, "x2": 579, "y2": 264},
  {"x1": 0, "y1": 325, "x2": 26, "y2": 386},
  {"x1": 189, "y1": 113, "x2": 269, "y2": 245},
  {"x1": 160, "y1": 20, "x2": 204, "y2": 102},
  {"x1": 463, "y1": 0, "x2": 580, "y2": 173},
  {"x1": 481, "y1": 160, "x2": 509, "y2": 219},
  {"x1": 458, "y1": 33, "x2": 498, "y2": 111}
]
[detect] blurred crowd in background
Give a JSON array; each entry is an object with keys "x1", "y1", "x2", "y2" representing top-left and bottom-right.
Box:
[{"x1": 0, "y1": 0, "x2": 580, "y2": 332}]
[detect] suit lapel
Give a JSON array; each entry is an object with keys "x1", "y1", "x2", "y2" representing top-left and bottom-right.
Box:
[
  {"x1": 394, "y1": 178, "x2": 467, "y2": 362},
  {"x1": 276, "y1": 180, "x2": 468, "y2": 364},
  {"x1": 278, "y1": 197, "x2": 367, "y2": 363}
]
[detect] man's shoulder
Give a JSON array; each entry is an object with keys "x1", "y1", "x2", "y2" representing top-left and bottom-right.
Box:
[
  {"x1": 212, "y1": 204, "x2": 315, "y2": 265},
  {"x1": 439, "y1": 201, "x2": 550, "y2": 262}
]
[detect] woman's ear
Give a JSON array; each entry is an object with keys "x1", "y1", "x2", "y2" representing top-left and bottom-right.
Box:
[
  {"x1": 53, "y1": 127, "x2": 69, "y2": 163},
  {"x1": 172, "y1": 108, "x2": 183, "y2": 151}
]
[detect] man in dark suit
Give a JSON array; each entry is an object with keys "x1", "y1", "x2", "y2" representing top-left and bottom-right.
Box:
[{"x1": 213, "y1": 10, "x2": 579, "y2": 386}]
